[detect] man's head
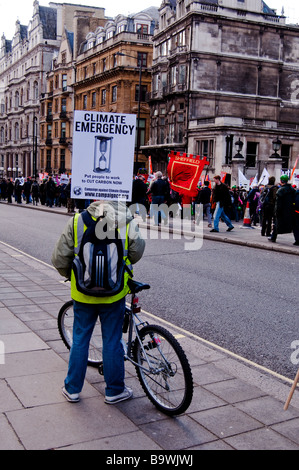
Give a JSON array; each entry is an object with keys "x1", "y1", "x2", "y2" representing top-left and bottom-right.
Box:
[
  {"x1": 280, "y1": 174, "x2": 289, "y2": 185},
  {"x1": 213, "y1": 175, "x2": 221, "y2": 185}
]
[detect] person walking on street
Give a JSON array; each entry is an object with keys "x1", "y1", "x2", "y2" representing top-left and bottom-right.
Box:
[
  {"x1": 210, "y1": 175, "x2": 234, "y2": 232},
  {"x1": 269, "y1": 174, "x2": 296, "y2": 243},
  {"x1": 260, "y1": 176, "x2": 277, "y2": 237},
  {"x1": 147, "y1": 171, "x2": 168, "y2": 225},
  {"x1": 6, "y1": 179, "x2": 14, "y2": 204},
  {"x1": 51, "y1": 200, "x2": 145, "y2": 404},
  {"x1": 195, "y1": 180, "x2": 212, "y2": 226},
  {"x1": 132, "y1": 174, "x2": 148, "y2": 221}
]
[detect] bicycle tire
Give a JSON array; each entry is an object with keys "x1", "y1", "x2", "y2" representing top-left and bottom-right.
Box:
[
  {"x1": 133, "y1": 324, "x2": 193, "y2": 415},
  {"x1": 57, "y1": 300, "x2": 103, "y2": 367}
]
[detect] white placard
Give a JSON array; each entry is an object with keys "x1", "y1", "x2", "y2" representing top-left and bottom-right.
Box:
[{"x1": 71, "y1": 111, "x2": 136, "y2": 201}]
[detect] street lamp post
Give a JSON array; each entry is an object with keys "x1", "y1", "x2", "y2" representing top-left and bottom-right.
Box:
[
  {"x1": 116, "y1": 51, "x2": 142, "y2": 172},
  {"x1": 33, "y1": 114, "x2": 38, "y2": 178}
]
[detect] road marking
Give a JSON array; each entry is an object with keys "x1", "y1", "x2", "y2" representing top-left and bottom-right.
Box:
[{"x1": 0, "y1": 240, "x2": 294, "y2": 385}]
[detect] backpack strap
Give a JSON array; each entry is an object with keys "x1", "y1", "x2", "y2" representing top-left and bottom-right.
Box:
[{"x1": 74, "y1": 211, "x2": 94, "y2": 256}]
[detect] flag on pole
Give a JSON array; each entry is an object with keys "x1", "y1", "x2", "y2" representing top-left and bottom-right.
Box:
[
  {"x1": 250, "y1": 174, "x2": 258, "y2": 188},
  {"x1": 258, "y1": 168, "x2": 270, "y2": 186},
  {"x1": 167, "y1": 151, "x2": 209, "y2": 197},
  {"x1": 290, "y1": 156, "x2": 299, "y2": 181},
  {"x1": 148, "y1": 155, "x2": 153, "y2": 175},
  {"x1": 238, "y1": 169, "x2": 250, "y2": 190}
]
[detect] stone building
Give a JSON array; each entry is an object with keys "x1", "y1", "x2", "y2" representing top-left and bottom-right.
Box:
[
  {"x1": 0, "y1": 1, "x2": 106, "y2": 179},
  {"x1": 39, "y1": 7, "x2": 106, "y2": 176},
  {"x1": 145, "y1": 0, "x2": 299, "y2": 185},
  {"x1": 73, "y1": 8, "x2": 158, "y2": 173}
]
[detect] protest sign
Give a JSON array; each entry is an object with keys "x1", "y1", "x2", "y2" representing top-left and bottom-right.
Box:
[{"x1": 71, "y1": 111, "x2": 136, "y2": 201}]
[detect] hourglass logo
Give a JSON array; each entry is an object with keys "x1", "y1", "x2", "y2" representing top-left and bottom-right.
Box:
[{"x1": 93, "y1": 136, "x2": 113, "y2": 173}]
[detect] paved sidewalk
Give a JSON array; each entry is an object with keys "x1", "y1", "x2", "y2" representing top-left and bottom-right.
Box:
[{"x1": 0, "y1": 200, "x2": 299, "y2": 450}]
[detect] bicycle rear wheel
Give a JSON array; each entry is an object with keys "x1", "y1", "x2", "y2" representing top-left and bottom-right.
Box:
[
  {"x1": 57, "y1": 300, "x2": 102, "y2": 367},
  {"x1": 133, "y1": 324, "x2": 193, "y2": 415}
]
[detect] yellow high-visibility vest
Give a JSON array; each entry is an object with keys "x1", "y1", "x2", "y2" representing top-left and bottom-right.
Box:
[{"x1": 71, "y1": 212, "x2": 132, "y2": 304}]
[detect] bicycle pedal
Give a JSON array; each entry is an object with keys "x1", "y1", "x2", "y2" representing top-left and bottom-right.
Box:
[{"x1": 98, "y1": 362, "x2": 104, "y2": 375}]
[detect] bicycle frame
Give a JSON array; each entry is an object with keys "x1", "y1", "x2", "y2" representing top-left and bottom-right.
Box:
[{"x1": 124, "y1": 294, "x2": 163, "y2": 374}]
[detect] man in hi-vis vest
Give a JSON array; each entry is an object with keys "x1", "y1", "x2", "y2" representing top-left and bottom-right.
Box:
[{"x1": 52, "y1": 200, "x2": 145, "y2": 404}]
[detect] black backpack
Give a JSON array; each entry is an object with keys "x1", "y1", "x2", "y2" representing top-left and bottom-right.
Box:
[
  {"x1": 259, "y1": 187, "x2": 271, "y2": 208},
  {"x1": 72, "y1": 210, "x2": 132, "y2": 297}
]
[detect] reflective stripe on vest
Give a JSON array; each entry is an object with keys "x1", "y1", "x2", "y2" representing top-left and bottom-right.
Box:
[{"x1": 71, "y1": 212, "x2": 132, "y2": 304}]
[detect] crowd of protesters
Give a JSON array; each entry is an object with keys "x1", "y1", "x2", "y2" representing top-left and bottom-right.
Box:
[
  {"x1": 0, "y1": 176, "x2": 87, "y2": 213},
  {"x1": 1, "y1": 171, "x2": 299, "y2": 246},
  {"x1": 131, "y1": 171, "x2": 299, "y2": 246}
]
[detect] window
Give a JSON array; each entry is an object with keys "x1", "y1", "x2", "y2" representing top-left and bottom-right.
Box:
[
  {"x1": 136, "y1": 118, "x2": 146, "y2": 147},
  {"x1": 54, "y1": 148, "x2": 58, "y2": 169},
  {"x1": 137, "y1": 52, "x2": 147, "y2": 68},
  {"x1": 47, "y1": 125, "x2": 52, "y2": 139},
  {"x1": 178, "y1": 65, "x2": 186, "y2": 85},
  {"x1": 61, "y1": 122, "x2": 66, "y2": 138},
  {"x1": 102, "y1": 58, "x2": 106, "y2": 72},
  {"x1": 92, "y1": 92, "x2": 96, "y2": 108},
  {"x1": 136, "y1": 24, "x2": 148, "y2": 34},
  {"x1": 135, "y1": 84, "x2": 147, "y2": 102},
  {"x1": 14, "y1": 123, "x2": 19, "y2": 141},
  {"x1": 83, "y1": 95, "x2": 87, "y2": 110},
  {"x1": 112, "y1": 86, "x2": 117, "y2": 102},
  {"x1": 177, "y1": 30, "x2": 186, "y2": 46},
  {"x1": 62, "y1": 74, "x2": 67, "y2": 91},
  {"x1": 101, "y1": 89, "x2": 106, "y2": 105},
  {"x1": 170, "y1": 66, "x2": 177, "y2": 86},
  {"x1": 197, "y1": 139, "x2": 215, "y2": 167},
  {"x1": 60, "y1": 149, "x2": 66, "y2": 172},
  {"x1": 246, "y1": 142, "x2": 258, "y2": 168},
  {"x1": 61, "y1": 98, "x2": 67, "y2": 114},
  {"x1": 281, "y1": 144, "x2": 291, "y2": 170},
  {"x1": 33, "y1": 81, "x2": 38, "y2": 100},
  {"x1": 46, "y1": 149, "x2": 51, "y2": 170}
]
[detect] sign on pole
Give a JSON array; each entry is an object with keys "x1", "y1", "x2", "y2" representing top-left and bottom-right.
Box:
[{"x1": 71, "y1": 111, "x2": 136, "y2": 201}]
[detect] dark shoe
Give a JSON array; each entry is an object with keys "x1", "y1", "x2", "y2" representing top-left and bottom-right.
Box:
[
  {"x1": 268, "y1": 237, "x2": 276, "y2": 243},
  {"x1": 227, "y1": 226, "x2": 234, "y2": 232},
  {"x1": 210, "y1": 229, "x2": 219, "y2": 232}
]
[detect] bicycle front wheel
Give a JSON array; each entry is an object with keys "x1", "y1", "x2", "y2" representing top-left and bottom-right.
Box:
[
  {"x1": 133, "y1": 324, "x2": 193, "y2": 415},
  {"x1": 57, "y1": 300, "x2": 103, "y2": 367}
]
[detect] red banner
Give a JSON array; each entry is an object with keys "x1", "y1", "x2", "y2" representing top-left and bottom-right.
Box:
[{"x1": 167, "y1": 151, "x2": 209, "y2": 197}]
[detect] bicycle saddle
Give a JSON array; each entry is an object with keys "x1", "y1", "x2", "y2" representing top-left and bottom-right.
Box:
[{"x1": 128, "y1": 279, "x2": 150, "y2": 293}]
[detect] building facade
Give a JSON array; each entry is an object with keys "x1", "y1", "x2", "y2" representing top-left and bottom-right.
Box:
[
  {"x1": 73, "y1": 8, "x2": 158, "y2": 173},
  {"x1": 39, "y1": 8, "x2": 106, "y2": 176},
  {"x1": 0, "y1": 1, "x2": 106, "y2": 179},
  {"x1": 145, "y1": 0, "x2": 299, "y2": 185}
]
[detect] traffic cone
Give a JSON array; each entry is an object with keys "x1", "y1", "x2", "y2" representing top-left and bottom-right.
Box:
[{"x1": 241, "y1": 201, "x2": 255, "y2": 229}]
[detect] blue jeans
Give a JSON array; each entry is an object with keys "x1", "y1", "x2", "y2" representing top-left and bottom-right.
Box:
[
  {"x1": 213, "y1": 202, "x2": 234, "y2": 231},
  {"x1": 151, "y1": 195, "x2": 167, "y2": 225},
  {"x1": 64, "y1": 298, "x2": 125, "y2": 397}
]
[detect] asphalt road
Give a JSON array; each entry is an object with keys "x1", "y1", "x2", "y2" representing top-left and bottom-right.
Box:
[{"x1": 0, "y1": 203, "x2": 298, "y2": 380}]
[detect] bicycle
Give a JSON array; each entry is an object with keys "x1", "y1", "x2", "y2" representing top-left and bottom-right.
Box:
[{"x1": 58, "y1": 279, "x2": 193, "y2": 415}]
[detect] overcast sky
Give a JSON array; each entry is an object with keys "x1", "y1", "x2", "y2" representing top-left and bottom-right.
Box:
[{"x1": 0, "y1": 0, "x2": 298, "y2": 39}]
